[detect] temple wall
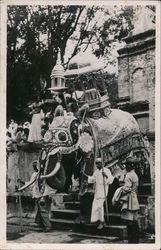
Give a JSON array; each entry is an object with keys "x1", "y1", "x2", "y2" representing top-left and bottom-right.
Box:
[
  {"x1": 117, "y1": 31, "x2": 155, "y2": 174},
  {"x1": 118, "y1": 48, "x2": 155, "y2": 109},
  {"x1": 117, "y1": 57, "x2": 130, "y2": 98}
]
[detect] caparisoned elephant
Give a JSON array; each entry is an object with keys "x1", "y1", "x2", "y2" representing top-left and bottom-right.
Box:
[{"x1": 39, "y1": 109, "x2": 148, "y2": 222}]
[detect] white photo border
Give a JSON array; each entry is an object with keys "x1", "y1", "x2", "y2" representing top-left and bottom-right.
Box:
[{"x1": 0, "y1": 0, "x2": 160, "y2": 249}]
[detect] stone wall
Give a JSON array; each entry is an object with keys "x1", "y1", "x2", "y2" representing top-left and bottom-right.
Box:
[
  {"x1": 118, "y1": 31, "x2": 155, "y2": 120},
  {"x1": 117, "y1": 57, "x2": 130, "y2": 98},
  {"x1": 146, "y1": 49, "x2": 155, "y2": 132},
  {"x1": 148, "y1": 135, "x2": 155, "y2": 189},
  {"x1": 147, "y1": 196, "x2": 155, "y2": 233},
  {"x1": 117, "y1": 30, "x2": 155, "y2": 169},
  {"x1": 7, "y1": 150, "x2": 39, "y2": 194},
  {"x1": 117, "y1": 29, "x2": 155, "y2": 233}
]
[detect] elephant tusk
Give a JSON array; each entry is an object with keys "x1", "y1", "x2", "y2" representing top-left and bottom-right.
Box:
[
  {"x1": 41, "y1": 161, "x2": 61, "y2": 179},
  {"x1": 18, "y1": 172, "x2": 38, "y2": 191}
]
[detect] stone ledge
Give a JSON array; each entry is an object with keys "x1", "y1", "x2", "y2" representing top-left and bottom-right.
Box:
[
  {"x1": 117, "y1": 100, "x2": 149, "y2": 113},
  {"x1": 7, "y1": 217, "x2": 42, "y2": 232},
  {"x1": 123, "y1": 29, "x2": 155, "y2": 44},
  {"x1": 118, "y1": 42, "x2": 155, "y2": 58}
]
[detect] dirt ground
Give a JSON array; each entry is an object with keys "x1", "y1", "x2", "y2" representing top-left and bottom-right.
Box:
[{"x1": 7, "y1": 224, "x2": 155, "y2": 244}]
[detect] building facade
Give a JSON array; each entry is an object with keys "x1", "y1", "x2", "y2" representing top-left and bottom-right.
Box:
[
  {"x1": 117, "y1": 6, "x2": 155, "y2": 182},
  {"x1": 117, "y1": 29, "x2": 155, "y2": 136},
  {"x1": 117, "y1": 7, "x2": 155, "y2": 231}
]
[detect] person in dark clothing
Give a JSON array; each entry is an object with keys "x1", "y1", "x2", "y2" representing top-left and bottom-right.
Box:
[
  {"x1": 21, "y1": 128, "x2": 29, "y2": 142},
  {"x1": 121, "y1": 157, "x2": 140, "y2": 243},
  {"x1": 35, "y1": 196, "x2": 52, "y2": 232},
  {"x1": 18, "y1": 161, "x2": 52, "y2": 232},
  {"x1": 107, "y1": 176, "x2": 120, "y2": 212}
]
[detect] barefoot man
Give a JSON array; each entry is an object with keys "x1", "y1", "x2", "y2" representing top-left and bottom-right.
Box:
[{"x1": 88, "y1": 157, "x2": 114, "y2": 229}]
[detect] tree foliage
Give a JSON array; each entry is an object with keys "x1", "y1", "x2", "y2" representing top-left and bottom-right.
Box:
[
  {"x1": 7, "y1": 5, "x2": 151, "y2": 122},
  {"x1": 7, "y1": 5, "x2": 99, "y2": 122},
  {"x1": 92, "y1": 6, "x2": 134, "y2": 59}
]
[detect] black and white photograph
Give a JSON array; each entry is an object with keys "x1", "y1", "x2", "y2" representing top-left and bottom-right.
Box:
[{"x1": 0, "y1": 0, "x2": 160, "y2": 249}]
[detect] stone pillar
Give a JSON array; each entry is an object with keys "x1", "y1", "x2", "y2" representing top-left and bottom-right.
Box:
[
  {"x1": 147, "y1": 196, "x2": 155, "y2": 232},
  {"x1": 117, "y1": 56, "x2": 130, "y2": 99},
  {"x1": 146, "y1": 49, "x2": 155, "y2": 132},
  {"x1": 147, "y1": 132, "x2": 155, "y2": 195}
]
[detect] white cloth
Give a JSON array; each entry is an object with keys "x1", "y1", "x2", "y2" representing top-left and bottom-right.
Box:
[
  {"x1": 8, "y1": 122, "x2": 18, "y2": 139},
  {"x1": 91, "y1": 198, "x2": 105, "y2": 223},
  {"x1": 88, "y1": 168, "x2": 114, "y2": 223},
  {"x1": 28, "y1": 113, "x2": 42, "y2": 142}
]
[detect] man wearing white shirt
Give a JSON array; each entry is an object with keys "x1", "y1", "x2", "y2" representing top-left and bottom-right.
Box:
[
  {"x1": 8, "y1": 120, "x2": 18, "y2": 139},
  {"x1": 88, "y1": 158, "x2": 114, "y2": 229}
]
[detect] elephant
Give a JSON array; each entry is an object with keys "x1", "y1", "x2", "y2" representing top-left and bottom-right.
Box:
[{"x1": 38, "y1": 109, "x2": 148, "y2": 223}]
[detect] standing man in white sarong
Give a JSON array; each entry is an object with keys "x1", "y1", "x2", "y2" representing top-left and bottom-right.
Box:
[
  {"x1": 88, "y1": 158, "x2": 114, "y2": 229},
  {"x1": 28, "y1": 96, "x2": 44, "y2": 143}
]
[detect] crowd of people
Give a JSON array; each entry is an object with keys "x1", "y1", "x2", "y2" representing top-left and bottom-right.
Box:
[
  {"x1": 6, "y1": 120, "x2": 31, "y2": 151},
  {"x1": 6, "y1": 92, "x2": 80, "y2": 151}
]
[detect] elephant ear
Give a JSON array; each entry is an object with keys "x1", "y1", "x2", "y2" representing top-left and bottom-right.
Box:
[{"x1": 45, "y1": 154, "x2": 66, "y2": 189}]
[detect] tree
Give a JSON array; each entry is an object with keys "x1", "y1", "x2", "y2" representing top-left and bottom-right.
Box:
[
  {"x1": 7, "y1": 5, "x2": 100, "y2": 122},
  {"x1": 7, "y1": 6, "x2": 33, "y2": 122},
  {"x1": 92, "y1": 6, "x2": 134, "y2": 59},
  {"x1": 7, "y1": 5, "x2": 152, "y2": 121}
]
